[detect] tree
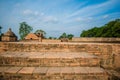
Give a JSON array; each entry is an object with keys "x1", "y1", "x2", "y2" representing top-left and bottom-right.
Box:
[
  {"x1": 19, "y1": 22, "x2": 33, "y2": 40},
  {"x1": 80, "y1": 19, "x2": 120, "y2": 38},
  {"x1": 59, "y1": 32, "x2": 67, "y2": 39},
  {"x1": 35, "y1": 29, "x2": 46, "y2": 38},
  {"x1": 0, "y1": 26, "x2": 2, "y2": 35},
  {"x1": 67, "y1": 34, "x2": 74, "y2": 40},
  {"x1": 112, "y1": 21, "x2": 120, "y2": 37},
  {"x1": 48, "y1": 36, "x2": 57, "y2": 39},
  {"x1": 48, "y1": 37, "x2": 52, "y2": 39},
  {"x1": 0, "y1": 26, "x2": 2, "y2": 41},
  {"x1": 59, "y1": 32, "x2": 74, "y2": 40}
]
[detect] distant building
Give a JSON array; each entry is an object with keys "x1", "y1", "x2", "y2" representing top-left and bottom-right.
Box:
[
  {"x1": 24, "y1": 33, "x2": 43, "y2": 42},
  {"x1": 25, "y1": 33, "x2": 39, "y2": 40},
  {"x1": 2, "y1": 28, "x2": 17, "y2": 41}
]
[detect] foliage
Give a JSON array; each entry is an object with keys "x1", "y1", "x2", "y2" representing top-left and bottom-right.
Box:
[
  {"x1": 0, "y1": 26, "x2": 2, "y2": 35},
  {"x1": 59, "y1": 32, "x2": 74, "y2": 40},
  {"x1": 67, "y1": 34, "x2": 74, "y2": 40},
  {"x1": 59, "y1": 32, "x2": 67, "y2": 39},
  {"x1": 48, "y1": 37, "x2": 57, "y2": 39},
  {"x1": 35, "y1": 29, "x2": 46, "y2": 38},
  {"x1": 0, "y1": 26, "x2": 2, "y2": 41},
  {"x1": 80, "y1": 19, "x2": 120, "y2": 37},
  {"x1": 19, "y1": 22, "x2": 33, "y2": 40},
  {"x1": 48, "y1": 37, "x2": 52, "y2": 39}
]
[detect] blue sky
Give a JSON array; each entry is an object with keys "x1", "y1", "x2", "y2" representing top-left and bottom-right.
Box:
[{"x1": 0, "y1": 0, "x2": 120, "y2": 38}]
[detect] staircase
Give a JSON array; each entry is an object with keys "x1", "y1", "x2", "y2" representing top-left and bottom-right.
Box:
[{"x1": 0, "y1": 42, "x2": 109, "y2": 80}]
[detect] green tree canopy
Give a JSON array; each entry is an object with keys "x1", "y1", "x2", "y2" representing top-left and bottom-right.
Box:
[
  {"x1": 0, "y1": 26, "x2": 2, "y2": 35},
  {"x1": 80, "y1": 19, "x2": 120, "y2": 37},
  {"x1": 35, "y1": 29, "x2": 46, "y2": 38},
  {"x1": 67, "y1": 34, "x2": 74, "y2": 40},
  {"x1": 0, "y1": 26, "x2": 2, "y2": 41},
  {"x1": 48, "y1": 36, "x2": 57, "y2": 39},
  {"x1": 59, "y1": 32, "x2": 74, "y2": 40},
  {"x1": 59, "y1": 32, "x2": 67, "y2": 39},
  {"x1": 19, "y1": 22, "x2": 33, "y2": 40}
]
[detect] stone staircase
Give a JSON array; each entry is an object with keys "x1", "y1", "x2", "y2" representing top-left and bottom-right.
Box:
[
  {"x1": 0, "y1": 52, "x2": 100, "y2": 67},
  {"x1": 0, "y1": 42, "x2": 109, "y2": 80}
]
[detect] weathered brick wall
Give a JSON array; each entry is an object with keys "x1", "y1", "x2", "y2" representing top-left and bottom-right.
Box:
[
  {"x1": 86, "y1": 44, "x2": 114, "y2": 68},
  {"x1": 0, "y1": 42, "x2": 87, "y2": 52},
  {"x1": 0, "y1": 42, "x2": 120, "y2": 69},
  {"x1": 72, "y1": 37, "x2": 120, "y2": 43},
  {"x1": 21, "y1": 39, "x2": 61, "y2": 43},
  {"x1": 42, "y1": 39, "x2": 61, "y2": 43},
  {"x1": 0, "y1": 42, "x2": 8, "y2": 52},
  {"x1": 112, "y1": 45, "x2": 120, "y2": 69}
]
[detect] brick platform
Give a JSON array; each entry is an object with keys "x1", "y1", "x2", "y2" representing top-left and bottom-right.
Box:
[
  {"x1": 0, "y1": 67, "x2": 108, "y2": 80},
  {"x1": 0, "y1": 42, "x2": 115, "y2": 80}
]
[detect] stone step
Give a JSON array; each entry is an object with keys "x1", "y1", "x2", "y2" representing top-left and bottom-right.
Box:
[
  {"x1": 0, "y1": 67, "x2": 108, "y2": 80},
  {"x1": 0, "y1": 52, "x2": 100, "y2": 67},
  {"x1": 0, "y1": 42, "x2": 87, "y2": 52}
]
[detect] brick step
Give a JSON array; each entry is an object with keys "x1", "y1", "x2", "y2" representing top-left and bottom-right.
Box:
[
  {"x1": 0, "y1": 52, "x2": 100, "y2": 67},
  {"x1": 0, "y1": 42, "x2": 87, "y2": 52},
  {"x1": 0, "y1": 67, "x2": 108, "y2": 80},
  {"x1": 0, "y1": 47, "x2": 7, "y2": 53}
]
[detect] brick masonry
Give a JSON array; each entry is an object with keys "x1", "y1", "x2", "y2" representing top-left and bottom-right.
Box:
[
  {"x1": 72, "y1": 37, "x2": 120, "y2": 43},
  {"x1": 0, "y1": 67, "x2": 108, "y2": 80},
  {"x1": 0, "y1": 52, "x2": 100, "y2": 67},
  {"x1": 0, "y1": 42, "x2": 120, "y2": 80},
  {"x1": 0, "y1": 42, "x2": 119, "y2": 69}
]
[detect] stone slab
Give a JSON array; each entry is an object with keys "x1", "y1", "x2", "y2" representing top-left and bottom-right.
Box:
[
  {"x1": 18, "y1": 67, "x2": 35, "y2": 74},
  {"x1": 73, "y1": 67, "x2": 88, "y2": 75},
  {"x1": 0, "y1": 67, "x2": 9, "y2": 73},
  {"x1": 61, "y1": 67, "x2": 74, "y2": 75},
  {"x1": 47, "y1": 67, "x2": 61, "y2": 75},
  {"x1": 33, "y1": 67, "x2": 48, "y2": 75},
  {"x1": 5, "y1": 67, "x2": 22, "y2": 74},
  {"x1": 0, "y1": 66, "x2": 108, "y2": 80}
]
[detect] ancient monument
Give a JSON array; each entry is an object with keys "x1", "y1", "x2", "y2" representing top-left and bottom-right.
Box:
[
  {"x1": 25, "y1": 33, "x2": 39, "y2": 40},
  {"x1": 24, "y1": 33, "x2": 43, "y2": 42},
  {"x1": 0, "y1": 29, "x2": 120, "y2": 80},
  {"x1": 1, "y1": 28, "x2": 17, "y2": 42}
]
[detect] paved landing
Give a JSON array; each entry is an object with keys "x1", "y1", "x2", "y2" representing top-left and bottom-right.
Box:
[
  {"x1": 0, "y1": 52, "x2": 97, "y2": 58},
  {"x1": 0, "y1": 67, "x2": 106, "y2": 75}
]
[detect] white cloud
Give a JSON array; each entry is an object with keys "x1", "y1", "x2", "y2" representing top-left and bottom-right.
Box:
[
  {"x1": 75, "y1": 17, "x2": 93, "y2": 22},
  {"x1": 40, "y1": 13, "x2": 44, "y2": 16},
  {"x1": 75, "y1": 17, "x2": 83, "y2": 22},
  {"x1": 14, "y1": 3, "x2": 21, "y2": 7},
  {"x1": 62, "y1": 0, "x2": 118, "y2": 25},
  {"x1": 103, "y1": 15, "x2": 109, "y2": 18},
  {"x1": 22, "y1": 9, "x2": 39, "y2": 16},
  {"x1": 23, "y1": 9, "x2": 32, "y2": 15},
  {"x1": 67, "y1": 0, "x2": 117, "y2": 18},
  {"x1": 34, "y1": 11, "x2": 39, "y2": 15},
  {"x1": 42, "y1": 16, "x2": 58, "y2": 23},
  {"x1": 22, "y1": 9, "x2": 58, "y2": 24}
]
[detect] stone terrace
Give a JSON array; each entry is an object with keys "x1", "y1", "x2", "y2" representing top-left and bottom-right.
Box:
[
  {"x1": 0, "y1": 52, "x2": 100, "y2": 67},
  {"x1": 0, "y1": 42, "x2": 120, "y2": 80}
]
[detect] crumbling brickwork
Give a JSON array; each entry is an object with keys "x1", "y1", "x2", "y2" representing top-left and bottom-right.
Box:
[{"x1": 0, "y1": 42, "x2": 119, "y2": 80}]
